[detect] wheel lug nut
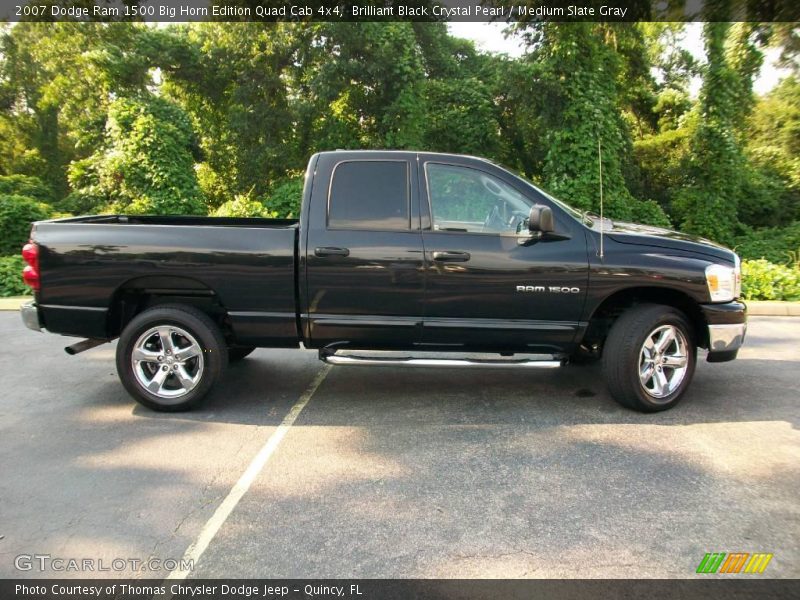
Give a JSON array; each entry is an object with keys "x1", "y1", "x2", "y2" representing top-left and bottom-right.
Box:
[
  {"x1": 162, "y1": 365, "x2": 168, "y2": 371},
  {"x1": 158, "y1": 355, "x2": 163, "y2": 362}
]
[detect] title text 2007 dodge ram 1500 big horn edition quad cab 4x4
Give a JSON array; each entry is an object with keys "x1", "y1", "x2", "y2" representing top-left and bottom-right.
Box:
[{"x1": 19, "y1": 151, "x2": 746, "y2": 413}]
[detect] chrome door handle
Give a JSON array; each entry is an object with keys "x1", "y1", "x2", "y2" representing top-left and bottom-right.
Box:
[{"x1": 315, "y1": 247, "x2": 350, "y2": 257}]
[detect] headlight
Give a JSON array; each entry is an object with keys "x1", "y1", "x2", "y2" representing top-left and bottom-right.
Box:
[{"x1": 705, "y1": 257, "x2": 740, "y2": 302}]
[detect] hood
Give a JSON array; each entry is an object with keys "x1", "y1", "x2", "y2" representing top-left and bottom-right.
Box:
[{"x1": 604, "y1": 220, "x2": 736, "y2": 263}]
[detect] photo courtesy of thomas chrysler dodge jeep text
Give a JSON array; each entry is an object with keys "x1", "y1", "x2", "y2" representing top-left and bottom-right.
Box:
[{"x1": 19, "y1": 151, "x2": 746, "y2": 412}]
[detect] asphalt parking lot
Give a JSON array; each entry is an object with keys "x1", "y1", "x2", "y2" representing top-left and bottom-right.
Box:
[{"x1": 1, "y1": 313, "x2": 798, "y2": 579}]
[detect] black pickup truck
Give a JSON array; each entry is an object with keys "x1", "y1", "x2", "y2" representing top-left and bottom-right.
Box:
[{"x1": 20, "y1": 150, "x2": 746, "y2": 412}]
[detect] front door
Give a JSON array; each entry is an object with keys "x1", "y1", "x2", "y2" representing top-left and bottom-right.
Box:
[
  {"x1": 304, "y1": 153, "x2": 425, "y2": 348},
  {"x1": 419, "y1": 157, "x2": 589, "y2": 352}
]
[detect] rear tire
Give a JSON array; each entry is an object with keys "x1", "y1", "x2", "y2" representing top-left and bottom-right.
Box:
[
  {"x1": 228, "y1": 346, "x2": 256, "y2": 362},
  {"x1": 602, "y1": 304, "x2": 696, "y2": 412},
  {"x1": 116, "y1": 305, "x2": 227, "y2": 412}
]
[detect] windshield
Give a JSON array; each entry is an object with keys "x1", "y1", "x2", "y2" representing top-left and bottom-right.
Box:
[{"x1": 498, "y1": 164, "x2": 592, "y2": 226}]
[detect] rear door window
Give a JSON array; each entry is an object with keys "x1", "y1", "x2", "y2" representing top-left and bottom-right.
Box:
[{"x1": 328, "y1": 161, "x2": 410, "y2": 230}]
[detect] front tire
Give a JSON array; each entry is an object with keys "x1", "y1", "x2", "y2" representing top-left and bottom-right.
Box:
[
  {"x1": 116, "y1": 305, "x2": 227, "y2": 412},
  {"x1": 602, "y1": 304, "x2": 696, "y2": 412}
]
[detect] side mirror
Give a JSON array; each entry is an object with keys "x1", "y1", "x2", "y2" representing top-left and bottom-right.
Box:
[{"x1": 528, "y1": 204, "x2": 554, "y2": 234}]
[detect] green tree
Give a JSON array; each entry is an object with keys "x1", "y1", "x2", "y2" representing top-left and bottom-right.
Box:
[
  {"x1": 161, "y1": 23, "x2": 299, "y2": 204},
  {"x1": 421, "y1": 77, "x2": 501, "y2": 157},
  {"x1": 674, "y1": 20, "x2": 763, "y2": 243},
  {"x1": 742, "y1": 76, "x2": 800, "y2": 225},
  {"x1": 302, "y1": 23, "x2": 427, "y2": 151},
  {"x1": 74, "y1": 96, "x2": 205, "y2": 215},
  {"x1": 522, "y1": 23, "x2": 637, "y2": 219},
  {"x1": 0, "y1": 23, "x2": 152, "y2": 202}
]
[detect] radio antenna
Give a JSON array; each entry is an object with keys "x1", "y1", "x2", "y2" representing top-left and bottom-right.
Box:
[{"x1": 598, "y1": 137, "x2": 604, "y2": 259}]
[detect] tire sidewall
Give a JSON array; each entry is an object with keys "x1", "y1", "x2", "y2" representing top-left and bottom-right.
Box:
[
  {"x1": 627, "y1": 310, "x2": 696, "y2": 411},
  {"x1": 116, "y1": 308, "x2": 224, "y2": 411}
]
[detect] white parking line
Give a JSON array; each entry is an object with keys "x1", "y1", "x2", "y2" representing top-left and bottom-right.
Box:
[{"x1": 165, "y1": 364, "x2": 332, "y2": 581}]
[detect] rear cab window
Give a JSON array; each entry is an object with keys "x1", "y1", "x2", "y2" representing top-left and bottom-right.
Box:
[{"x1": 328, "y1": 161, "x2": 410, "y2": 230}]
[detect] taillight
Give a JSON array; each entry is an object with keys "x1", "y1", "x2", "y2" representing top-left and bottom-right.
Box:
[{"x1": 21, "y1": 241, "x2": 40, "y2": 291}]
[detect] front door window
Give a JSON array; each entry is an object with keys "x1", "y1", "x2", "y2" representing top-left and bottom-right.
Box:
[{"x1": 425, "y1": 163, "x2": 532, "y2": 235}]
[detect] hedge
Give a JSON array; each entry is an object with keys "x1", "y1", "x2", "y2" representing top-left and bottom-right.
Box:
[
  {"x1": 0, "y1": 194, "x2": 53, "y2": 255},
  {"x1": 213, "y1": 196, "x2": 276, "y2": 218},
  {"x1": 741, "y1": 259, "x2": 800, "y2": 301},
  {"x1": 0, "y1": 255, "x2": 28, "y2": 297},
  {"x1": 734, "y1": 222, "x2": 800, "y2": 264},
  {"x1": 0, "y1": 175, "x2": 54, "y2": 203}
]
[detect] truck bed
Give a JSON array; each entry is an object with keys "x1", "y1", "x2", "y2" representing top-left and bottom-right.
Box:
[{"x1": 31, "y1": 215, "x2": 300, "y2": 346}]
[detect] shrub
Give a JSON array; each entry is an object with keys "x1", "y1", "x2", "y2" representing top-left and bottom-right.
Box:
[
  {"x1": 196, "y1": 163, "x2": 232, "y2": 213},
  {"x1": 266, "y1": 176, "x2": 303, "y2": 218},
  {"x1": 734, "y1": 222, "x2": 800, "y2": 264},
  {"x1": 61, "y1": 190, "x2": 108, "y2": 216},
  {"x1": 213, "y1": 195, "x2": 276, "y2": 218},
  {"x1": 0, "y1": 195, "x2": 53, "y2": 255},
  {"x1": 629, "y1": 199, "x2": 673, "y2": 228},
  {"x1": 0, "y1": 255, "x2": 28, "y2": 297},
  {"x1": 741, "y1": 259, "x2": 800, "y2": 301},
  {"x1": 0, "y1": 175, "x2": 54, "y2": 203}
]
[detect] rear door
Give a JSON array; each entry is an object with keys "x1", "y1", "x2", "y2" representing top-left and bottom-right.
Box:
[
  {"x1": 418, "y1": 155, "x2": 589, "y2": 352},
  {"x1": 303, "y1": 152, "x2": 425, "y2": 348}
]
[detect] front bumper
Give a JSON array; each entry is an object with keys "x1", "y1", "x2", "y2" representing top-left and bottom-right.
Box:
[
  {"x1": 708, "y1": 322, "x2": 747, "y2": 351},
  {"x1": 20, "y1": 301, "x2": 42, "y2": 332},
  {"x1": 701, "y1": 301, "x2": 747, "y2": 362}
]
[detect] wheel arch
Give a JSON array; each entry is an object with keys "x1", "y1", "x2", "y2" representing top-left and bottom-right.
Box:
[
  {"x1": 582, "y1": 287, "x2": 708, "y2": 354},
  {"x1": 106, "y1": 275, "x2": 233, "y2": 342}
]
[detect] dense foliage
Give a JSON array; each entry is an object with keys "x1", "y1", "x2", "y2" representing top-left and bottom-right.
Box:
[
  {"x1": 0, "y1": 20, "x2": 798, "y2": 299},
  {"x1": 741, "y1": 259, "x2": 800, "y2": 301},
  {"x1": 71, "y1": 96, "x2": 206, "y2": 216},
  {"x1": 735, "y1": 222, "x2": 800, "y2": 264},
  {"x1": 267, "y1": 177, "x2": 304, "y2": 219},
  {"x1": 0, "y1": 175, "x2": 53, "y2": 203},
  {"x1": 0, "y1": 255, "x2": 27, "y2": 297},
  {"x1": 0, "y1": 194, "x2": 52, "y2": 255},
  {"x1": 213, "y1": 195, "x2": 276, "y2": 218}
]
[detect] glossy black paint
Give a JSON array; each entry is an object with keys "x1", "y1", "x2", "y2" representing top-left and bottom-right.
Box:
[
  {"x1": 32, "y1": 216, "x2": 299, "y2": 344},
  {"x1": 302, "y1": 152, "x2": 426, "y2": 349},
  {"x1": 30, "y1": 151, "x2": 746, "y2": 358},
  {"x1": 416, "y1": 153, "x2": 589, "y2": 352},
  {"x1": 701, "y1": 301, "x2": 748, "y2": 325},
  {"x1": 605, "y1": 221, "x2": 735, "y2": 262}
]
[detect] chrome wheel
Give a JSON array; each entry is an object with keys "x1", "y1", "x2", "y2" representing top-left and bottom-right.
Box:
[
  {"x1": 639, "y1": 324, "x2": 689, "y2": 400},
  {"x1": 131, "y1": 326, "x2": 204, "y2": 399}
]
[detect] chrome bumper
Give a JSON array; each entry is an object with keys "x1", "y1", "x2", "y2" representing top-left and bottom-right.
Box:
[
  {"x1": 708, "y1": 322, "x2": 746, "y2": 352},
  {"x1": 20, "y1": 301, "x2": 42, "y2": 332}
]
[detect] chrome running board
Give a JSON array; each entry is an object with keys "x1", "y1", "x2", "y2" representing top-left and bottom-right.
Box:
[{"x1": 319, "y1": 350, "x2": 563, "y2": 369}]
